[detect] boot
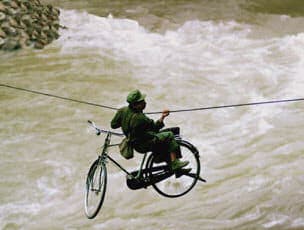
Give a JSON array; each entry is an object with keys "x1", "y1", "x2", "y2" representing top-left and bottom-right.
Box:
[{"x1": 171, "y1": 159, "x2": 189, "y2": 171}]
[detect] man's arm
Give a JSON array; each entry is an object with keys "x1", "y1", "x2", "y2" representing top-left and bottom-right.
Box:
[
  {"x1": 111, "y1": 109, "x2": 122, "y2": 129},
  {"x1": 154, "y1": 109, "x2": 169, "y2": 130},
  {"x1": 159, "y1": 109, "x2": 170, "y2": 123}
]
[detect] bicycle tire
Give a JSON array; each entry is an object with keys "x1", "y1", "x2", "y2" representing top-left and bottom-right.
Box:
[
  {"x1": 84, "y1": 159, "x2": 107, "y2": 219},
  {"x1": 147, "y1": 140, "x2": 201, "y2": 198}
]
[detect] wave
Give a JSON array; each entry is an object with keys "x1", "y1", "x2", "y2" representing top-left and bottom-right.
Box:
[{"x1": 57, "y1": 10, "x2": 304, "y2": 101}]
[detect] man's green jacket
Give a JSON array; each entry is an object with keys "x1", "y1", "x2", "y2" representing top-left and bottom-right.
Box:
[{"x1": 111, "y1": 106, "x2": 164, "y2": 153}]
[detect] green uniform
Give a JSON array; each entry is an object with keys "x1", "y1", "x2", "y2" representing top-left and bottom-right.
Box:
[{"x1": 111, "y1": 106, "x2": 179, "y2": 154}]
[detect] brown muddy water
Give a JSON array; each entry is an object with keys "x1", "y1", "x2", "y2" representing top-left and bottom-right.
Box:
[{"x1": 1, "y1": 0, "x2": 304, "y2": 229}]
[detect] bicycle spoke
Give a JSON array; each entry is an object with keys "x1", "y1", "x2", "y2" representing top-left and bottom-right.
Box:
[{"x1": 148, "y1": 140, "x2": 201, "y2": 198}]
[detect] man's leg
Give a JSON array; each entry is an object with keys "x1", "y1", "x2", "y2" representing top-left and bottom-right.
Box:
[{"x1": 156, "y1": 131, "x2": 189, "y2": 171}]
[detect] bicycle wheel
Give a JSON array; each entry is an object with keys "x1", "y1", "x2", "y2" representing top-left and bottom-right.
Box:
[
  {"x1": 84, "y1": 159, "x2": 107, "y2": 219},
  {"x1": 147, "y1": 140, "x2": 200, "y2": 198}
]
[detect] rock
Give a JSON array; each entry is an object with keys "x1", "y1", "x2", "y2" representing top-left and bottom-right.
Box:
[
  {"x1": 18, "y1": 20, "x2": 26, "y2": 29},
  {"x1": 48, "y1": 27, "x2": 59, "y2": 39},
  {"x1": 0, "y1": 3, "x2": 6, "y2": 12},
  {"x1": 6, "y1": 8, "x2": 18, "y2": 16},
  {"x1": 0, "y1": 1, "x2": 61, "y2": 51},
  {"x1": 0, "y1": 37, "x2": 4, "y2": 47},
  {"x1": 33, "y1": 23, "x2": 42, "y2": 33},
  {"x1": 0, "y1": 28, "x2": 6, "y2": 37},
  {"x1": 25, "y1": 26, "x2": 34, "y2": 35},
  {"x1": 10, "y1": 1, "x2": 19, "y2": 9},
  {"x1": 19, "y1": 37, "x2": 30, "y2": 48},
  {"x1": 19, "y1": 3, "x2": 27, "y2": 11},
  {"x1": 30, "y1": 30, "x2": 39, "y2": 40},
  {"x1": 1, "y1": 38, "x2": 20, "y2": 50},
  {"x1": 14, "y1": 12, "x2": 22, "y2": 23},
  {"x1": 41, "y1": 13, "x2": 48, "y2": 22},
  {"x1": 33, "y1": 0, "x2": 42, "y2": 7},
  {"x1": 8, "y1": 16, "x2": 19, "y2": 28},
  {"x1": 19, "y1": 30, "x2": 29, "y2": 39},
  {"x1": 21, "y1": 14, "x2": 32, "y2": 25},
  {"x1": 0, "y1": 11, "x2": 6, "y2": 20},
  {"x1": 1, "y1": 23, "x2": 18, "y2": 36},
  {"x1": 52, "y1": 7, "x2": 60, "y2": 16},
  {"x1": 53, "y1": 20, "x2": 60, "y2": 29},
  {"x1": 2, "y1": 0, "x2": 11, "y2": 6},
  {"x1": 34, "y1": 41, "x2": 44, "y2": 49},
  {"x1": 40, "y1": 31, "x2": 48, "y2": 41},
  {"x1": 42, "y1": 25, "x2": 49, "y2": 33},
  {"x1": 23, "y1": 2, "x2": 32, "y2": 11}
]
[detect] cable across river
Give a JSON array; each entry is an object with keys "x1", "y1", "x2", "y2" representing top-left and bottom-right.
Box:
[{"x1": 1, "y1": 83, "x2": 304, "y2": 114}]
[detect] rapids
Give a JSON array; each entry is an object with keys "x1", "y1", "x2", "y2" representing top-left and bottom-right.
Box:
[{"x1": 1, "y1": 0, "x2": 304, "y2": 229}]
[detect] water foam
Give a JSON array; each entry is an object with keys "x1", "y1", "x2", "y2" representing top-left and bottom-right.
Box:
[
  {"x1": 58, "y1": 10, "x2": 304, "y2": 106},
  {"x1": 51, "y1": 10, "x2": 304, "y2": 229}
]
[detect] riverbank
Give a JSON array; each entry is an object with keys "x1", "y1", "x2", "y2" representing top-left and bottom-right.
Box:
[{"x1": 0, "y1": 0, "x2": 60, "y2": 50}]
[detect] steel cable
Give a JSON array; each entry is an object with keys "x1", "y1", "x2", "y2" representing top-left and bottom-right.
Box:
[{"x1": 1, "y1": 83, "x2": 304, "y2": 114}]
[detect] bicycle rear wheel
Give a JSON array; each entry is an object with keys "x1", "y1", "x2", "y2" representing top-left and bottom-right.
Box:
[
  {"x1": 84, "y1": 159, "x2": 107, "y2": 219},
  {"x1": 147, "y1": 140, "x2": 200, "y2": 198}
]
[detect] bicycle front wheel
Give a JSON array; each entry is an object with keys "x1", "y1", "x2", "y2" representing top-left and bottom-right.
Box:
[
  {"x1": 84, "y1": 159, "x2": 107, "y2": 219},
  {"x1": 147, "y1": 140, "x2": 201, "y2": 198}
]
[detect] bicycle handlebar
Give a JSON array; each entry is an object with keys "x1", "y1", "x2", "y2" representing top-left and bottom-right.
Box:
[{"x1": 88, "y1": 120, "x2": 124, "y2": 137}]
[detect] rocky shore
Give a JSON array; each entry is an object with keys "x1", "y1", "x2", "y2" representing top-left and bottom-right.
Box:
[{"x1": 0, "y1": 0, "x2": 61, "y2": 51}]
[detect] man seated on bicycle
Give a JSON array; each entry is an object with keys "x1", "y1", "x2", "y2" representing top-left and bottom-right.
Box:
[{"x1": 111, "y1": 89, "x2": 190, "y2": 172}]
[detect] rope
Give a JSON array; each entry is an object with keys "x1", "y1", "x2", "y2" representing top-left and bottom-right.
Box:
[
  {"x1": 0, "y1": 83, "x2": 118, "y2": 111},
  {"x1": 1, "y1": 83, "x2": 304, "y2": 114},
  {"x1": 146, "y1": 98, "x2": 304, "y2": 114}
]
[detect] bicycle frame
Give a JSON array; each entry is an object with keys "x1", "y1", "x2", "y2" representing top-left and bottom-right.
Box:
[
  {"x1": 88, "y1": 120, "x2": 206, "y2": 183},
  {"x1": 90, "y1": 120, "x2": 148, "y2": 180},
  {"x1": 85, "y1": 120, "x2": 206, "y2": 219}
]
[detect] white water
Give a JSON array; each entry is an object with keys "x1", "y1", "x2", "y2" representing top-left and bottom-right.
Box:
[{"x1": 1, "y1": 7, "x2": 304, "y2": 230}]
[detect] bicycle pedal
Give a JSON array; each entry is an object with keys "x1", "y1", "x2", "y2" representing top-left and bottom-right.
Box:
[{"x1": 175, "y1": 168, "x2": 191, "y2": 178}]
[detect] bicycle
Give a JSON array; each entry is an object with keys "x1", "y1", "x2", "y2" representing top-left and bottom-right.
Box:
[{"x1": 84, "y1": 120, "x2": 206, "y2": 219}]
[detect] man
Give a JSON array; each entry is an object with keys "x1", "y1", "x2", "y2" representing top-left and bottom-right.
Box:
[{"x1": 111, "y1": 89, "x2": 189, "y2": 171}]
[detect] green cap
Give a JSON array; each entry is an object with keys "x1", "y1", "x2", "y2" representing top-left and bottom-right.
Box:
[{"x1": 127, "y1": 89, "x2": 146, "y2": 104}]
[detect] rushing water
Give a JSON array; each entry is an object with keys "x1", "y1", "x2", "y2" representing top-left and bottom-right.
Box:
[{"x1": 1, "y1": 0, "x2": 304, "y2": 229}]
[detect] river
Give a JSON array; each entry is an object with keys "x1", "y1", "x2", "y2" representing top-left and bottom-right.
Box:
[{"x1": 1, "y1": 0, "x2": 304, "y2": 229}]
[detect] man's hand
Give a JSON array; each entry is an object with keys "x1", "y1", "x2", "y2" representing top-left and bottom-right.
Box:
[{"x1": 160, "y1": 109, "x2": 170, "y2": 122}]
